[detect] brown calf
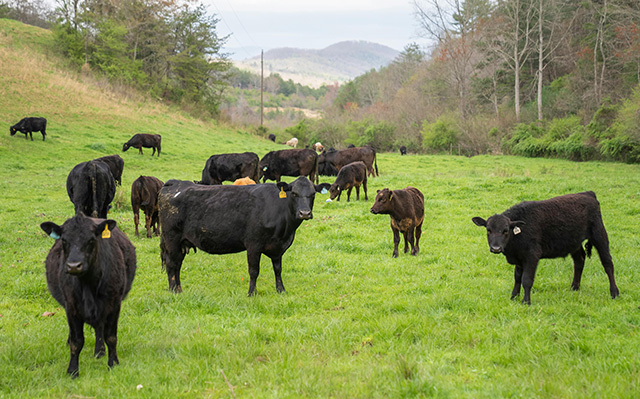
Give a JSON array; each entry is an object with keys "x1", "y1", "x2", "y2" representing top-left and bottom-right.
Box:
[
  {"x1": 329, "y1": 161, "x2": 368, "y2": 202},
  {"x1": 131, "y1": 175, "x2": 164, "y2": 237}
]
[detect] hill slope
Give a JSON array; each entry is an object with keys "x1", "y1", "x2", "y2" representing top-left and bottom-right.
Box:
[{"x1": 234, "y1": 40, "x2": 399, "y2": 86}]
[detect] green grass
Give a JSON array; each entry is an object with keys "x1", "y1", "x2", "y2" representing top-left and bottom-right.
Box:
[{"x1": 2, "y1": 17, "x2": 640, "y2": 399}]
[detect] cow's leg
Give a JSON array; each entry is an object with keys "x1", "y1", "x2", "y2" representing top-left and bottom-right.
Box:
[
  {"x1": 270, "y1": 255, "x2": 286, "y2": 293},
  {"x1": 403, "y1": 229, "x2": 413, "y2": 254},
  {"x1": 363, "y1": 179, "x2": 368, "y2": 201},
  {"x1": 511, "y1": 265, "x2": 523, "y2": 300},
  {"x1": 152, "y1": 147, "x2": 156, "y2": 156},
  {"x1": 163, "y1": 241, "x2": 185, "y2": 293},
  {"x1": 391, "y1": 224, "x2": 400, "y2": 258},
  {"x1": 104, "y1": 307, "x2": 120, "y2": 368},
  {"x1": 570, "y1": 247, "x2": 586, "y2": 291},
  {"x1": 355, "y1": 184, "x2": 360, "y2": 201},
  {"x1": 413, "y1": 222, "x2": 422, "y2": 255},
  {"x1": 138, "y1": 146, "x2": 143, "y2": 155},
  {"x1": 521, "y1": 258, "x2": 540, "y2": 305},
  {"x1": 247, "y1": 249, "x2": 261, "y2": 296},
  {"x1": 133, "y1": 208, "x2": 140, "y2": 236},
  {"x1": 347, "y1": 187, "x2": 353, "y2": 202},
  {"x1": 94, "y1": 321, "x2": 106, "y2": 358},
  {"x1": 66, "y1": 314, "x2": 84, "y2": 378},
  {"x1": 144, "y1": 210, "x2": 153, "y2": 238},
  {"x1": 590, "y1": 225, "x2": 619, "y2": 298},
  {"x1": 29, "y1": 131, "x2": 33, "y2": 141}
]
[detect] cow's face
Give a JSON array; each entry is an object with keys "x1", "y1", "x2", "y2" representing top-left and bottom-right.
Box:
[
  {"x1": 10, "y1": 126, "x2": 16, "y2": 136},
  {"x1": 122, "y1": 142, "x2": 130, "y2": 152},
  {"x1": 329, "y1": 183, "x2": 341, "y2": 200},
  {"x1": 41, "y1": 215, "x2": 117, "y2": 275},
  {"x1": 472, "y1": 214, "x2": 524, "y2": 254},
  {"x1": 370, "y1": 188, "x2": 393, "y2": 214},
  {"x1": 277, "y1": 177, "x2": 321, "y2": 220}
]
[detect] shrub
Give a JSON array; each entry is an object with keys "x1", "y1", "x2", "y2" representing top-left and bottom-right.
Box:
[{"x1": 421, "y1": 118, "x2": 458, "y2": 152}]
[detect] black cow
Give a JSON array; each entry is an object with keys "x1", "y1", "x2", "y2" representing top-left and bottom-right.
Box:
[
  {"x1": 131, "y1": 175, "x2": 164, "y2": 238},
  {"x1": 199, "y1": 152, "x2": 259, "y2": 185},
  {"x1": 94, "y1": 154, "x2": 124, "y2": 186},
  {"x1": 67, "y1": 160, "x2": 116, "y2": 218},
  {"x1": 10, "y1": 117, "x2": 47, "y2": 141},
  {"x1": 122, "y1": 134, "x2": 161, "y2": 156},
  {"x1": 40, "y1": 214, "x2": 136, "y2": 377},
  {"x1": 268, "y1": 133, "x2": 276, "y2": 142},
  {"x1": 158, "y1": 177, "x2": 324, "y2": 295},
  {"x1": 371, "y1": 187, "x2": 424, "y2": 258},
  {"x1": 399, "y1": 145, "x2": 407, "y2": 155},
  {"x1": 319, "y1": 146, "x2": 378, "y2": 177},
  {"x1": 259, "y1": 148, "x2": 318, "y2": 184},
  {"x1": 329, "y1": 161, "x2": 368, "y2": 202},
  {"x1": 472, "y1": 191, "x2": 619, "y2": 305}
]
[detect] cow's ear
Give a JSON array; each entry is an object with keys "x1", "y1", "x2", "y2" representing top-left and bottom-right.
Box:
[
  {"x1": 276, "y1": 181, "x2": 291, "y2": 192},
  {"x1": 95, "y1": 220, "x2": 117, "y2": 239},
  {"x1": 41, "y1": 222, "x2": 62, "y2": 239},
  {"x1": 315, "y1": 183, "x2": 330, "y2": 193},
  {"x1": 510, "y1": 220, "x2": 525, "y2": 228},
  {"x1": 472, "y1": 217, "x2": 487, "y2": 227}
]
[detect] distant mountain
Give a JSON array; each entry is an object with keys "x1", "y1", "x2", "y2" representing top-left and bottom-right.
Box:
[{"x1": 233, "y1": 41, "x2": 399, "y2": 87}]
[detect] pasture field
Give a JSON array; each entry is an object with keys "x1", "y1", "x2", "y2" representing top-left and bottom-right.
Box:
[{"x1": 1, "y1": 17, "x2": 640, "y2": 399}]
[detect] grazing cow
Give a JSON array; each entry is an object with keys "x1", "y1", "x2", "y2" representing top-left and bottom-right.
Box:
[
  {"x1": 312, "y1": 142, "x2": 324, "y2": 152},
  {"x1": 319, "y1": 146, "x2": 378, "y2": 177},
  {"x1": 40, "y1": 214, "x2": 136, "y2": 377},
  {"x1": 472, "y1": 191, "x2": 619, "y2": 305},
  {"x1": 329, "y1": 161, "x2": 368, "y2": 202},
  {"x1": 285, "y1": 137, "x2": 298, "y2": 148},
  {"x1": 370, "y1": 187, "x2": 424, "y2": 258},
  {"x1": 199, "y1": 152, "x2": 259, "y2": 185},
  {"x1": 268, "y1": 133, "x2": 276, "y2": 142},
  {"x1": 10, "y1": 117, "x2": 47, "y2": 141},
  {"x1": 318, "y1": 158, "x2": 339, "y2": 176},
  {"x1": 347, "y1": 144, "x2": 355, "y2": 148},
  {"x1": 66, "y1": 160, "x2": 116, "y2": 218},
  {"x1": 399, "y1": 145, "x2": 407, "y2": 155},
  {"x1": 122, "y1": 134, "x2": 161, "y2": 156},
  {"x1": 259, "y1": 148, "x2": 318, "y2": 184},
  {"x1": 158, "y1": 177, "x2": 324, "y2": 295},
  {"x1": 94, "y1": 154, "x2": 124, "y2": 186},
  {"x1": 233, "y1": 177, "x2": 256, "y2": 185},
  {"x1": 131, "y1": 175, "x2": 164, "y2": 238}
]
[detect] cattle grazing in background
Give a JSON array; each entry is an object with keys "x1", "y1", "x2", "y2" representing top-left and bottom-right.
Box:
[
  {"x1": 40, "y1": 214, "x2": 136, "y2": 378},
  {"x1": 233, "y1": 177, "x2": 256, "y2": 185},
  {"x1": 371, "y1": 187, "x2": 424, "y2": 258},
  {"x1": 158, "y1": 177, "x2": 324, "y2": 295},
  {"x1": 122, "y1": 133, "x2": 161, "y2": 156},
  {"x1": 319, "y1": 146, "x2": 379, "y2": 177},
  {"x1": 312, "y1": 142, "x2": 324, "y2": 152},
  {"x1": 10, "y1": 117, "x2": 47, "y2": 141},
  {"x1": 285, "y1": 137, "x2": 298, "y2": 148},
  {"x1": 66, "y1": 160, "x2": 116, "y2": 218},
  {"x1": 259, "y1": 148, "x2": 318, "y2": 184},
  {"x1": 472, "y1": 191, "x2": 619, "y2": 305},
  {"x1": 199, "y1": 152, "x2": 259, "y2": 185},
  {"x1": 268, "y1": 133, "x2": 276, "y2": 142},
  {"x1": 94, "y1": 154, "x2": 124, "y2": 186},
  {"x1": 329, "y1": 161, "x2": 368, "y2": 202},
  {"x1": 347, "y1": 144, "x2": 355, "y2": 148},
  {"x1": 131, "y1": 175, "x2": 164, "y2": 238},
  {"x1": 399, "y1": 145, "x2": 407, "y2": 155},
  {"x1": 318, "y1": 157, "x2": 339, "y2": 176}
]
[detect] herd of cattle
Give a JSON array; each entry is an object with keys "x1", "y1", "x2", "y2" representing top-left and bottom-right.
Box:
[{"x1": 9, "y1": 116, "x2": 621, "y2": 377}]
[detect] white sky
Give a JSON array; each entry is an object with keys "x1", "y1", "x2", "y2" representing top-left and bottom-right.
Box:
[{"x1": 204, "y1": 0, "x2": 427, "y2": 59}]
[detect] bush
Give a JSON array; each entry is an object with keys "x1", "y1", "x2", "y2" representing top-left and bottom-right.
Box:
[{"x1": 421, "y1": 118, "x2": 458, "y2": 152}]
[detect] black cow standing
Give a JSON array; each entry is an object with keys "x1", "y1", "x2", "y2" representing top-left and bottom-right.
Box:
[
  {"x1": 67, "y1": 160, "x2": 116, "y2": 219},
  {"x1": 94, "y1": 154, "x2": 124, "y2": 186},
  {"x1": 40, "y1": 214, "x2": 136, "y2": 377},
  {"x1": 10, "y1": 117, "x2": 47, "y2": 141},
  {"x1": 199, "y1": 152, "x2": 259, "y2": 185},
  {"x1": 158, "y1": 176, "x2": 324, "y2": 295},
  {"x1": 259, "y1": 148, "x2": 318, "y2": 184},
  {"x1": 399, "y1": 145, "x2": 407, "y2": 155},
  {"x1": 268, "y1": 133, "x2": 276, "y2": 142},
  {"x1": 329, "y1": 161, "x2": 368, "y2": 202},
  {"x1": 131, "y1": 175, "x2": 164, "y2": 237},
  {"x1": 472, "y1": 191, "x2": 619, "y2": 305},
  {"x1": 122, "y1": 134, "x2": 161, "y2": 156}
]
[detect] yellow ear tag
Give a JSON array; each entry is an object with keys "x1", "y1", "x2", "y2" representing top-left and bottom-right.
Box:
[
  {"x1": 102, "y1": 225, "x2": 111, "y2": 239},
  {"x1": 279, "y1": 187, "x2": 287, "y2": 199},
  {"x1": 389, "y1": 193, "x2": 393, "y2": 201}
]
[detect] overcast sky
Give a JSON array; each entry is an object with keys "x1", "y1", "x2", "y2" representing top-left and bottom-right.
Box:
[{"x1": 204, "y1": 0, "x2": 428, "y2": 59}]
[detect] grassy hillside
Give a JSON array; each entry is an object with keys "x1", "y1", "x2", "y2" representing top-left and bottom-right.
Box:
[{"x1": 2, "y1": 19, "x2": 640, "y2": 398}]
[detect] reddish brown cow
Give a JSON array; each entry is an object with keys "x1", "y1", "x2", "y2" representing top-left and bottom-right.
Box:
[
  {"x1": 370, "y1": 187, "x2": 424, "y2": 257},
  {"x1": 320, "y1": 146, "x2": 378, "y2": 177},
  {"x1": 131, "y1": 175, "x2": 164, "y2": 238}
]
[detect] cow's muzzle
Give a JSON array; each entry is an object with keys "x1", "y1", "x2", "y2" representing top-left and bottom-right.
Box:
[
  {"x1": 490, "y1": 246, "x2": 502, "y2": 254},
  {"x1": 66, "y1": 261, "x2": 84, "y2": 275},
  {"x1": 298, "y1": 210, "x2": 312, "y2": 220}
]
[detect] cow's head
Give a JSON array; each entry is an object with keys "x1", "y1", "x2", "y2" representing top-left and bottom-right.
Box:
[
  {"x1": 328, "y1": 183, "x2": 341, "y2": 200},
  {"x1": 276, "y1": 177, "x2": 324, "y2": 220},
  {"x1": 9, "y1": 126, "x2": 16, "y2": 136},
  {"x1": 370, "y1": 188, "x2": 393, "y2": 215},
  {"x1": 472, "y1": 214, "x2": 525, "y2": 254},
  {"x1": 122, "y1": 142, "x2": 130, "y2": 152},
  {"x1": 41, "y1": 214, "x2": 117, "y2": 276}
]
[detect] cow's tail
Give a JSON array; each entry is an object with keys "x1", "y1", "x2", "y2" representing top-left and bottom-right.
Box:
[
  {"x1": 90, "y1": 162, "x2": 99, "y2": 218},
  {"x1": 374, "y1": 151, "x2": 379, "y2": 177},
  {"x1": 160, "y1": 234, "x2": 167, "y2": 270},
  {"x1": 313, "y1": 154, "x2": 319, "y2": 184},
  {"x1": 585, "y1": 240, "x2": 593, "y2": 258}
]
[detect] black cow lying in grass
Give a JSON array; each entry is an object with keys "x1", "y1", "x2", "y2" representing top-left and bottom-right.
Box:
[
  {"x1": 370, "y1": 187, "x2": 424, "y2": 258},
  {"x1": 329, "y1": 161, "x2": 368, "y2": 202},
  {"x1": 66, "y1": 160, "x2": 116, "y2": 218},
  {"x1": 10, "y1": 117, "x2": 47, "y2": 141},
  {"x1": 41, "y1": 214, "x2": 136, "y2": 377},
  {"x1": 472, "y1": 191, "x2": 619, "y2": 305},
  {"x1": 158, "y1": 177, "x2": 324, "y2": 295},
  {"x1": 122, "y1": 133, "x2": 161, "y2": 156}
]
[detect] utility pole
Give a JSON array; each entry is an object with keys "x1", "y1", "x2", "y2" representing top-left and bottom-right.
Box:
[{"x1": 260, "y1": 50, "x2": 264, "y2": 127}]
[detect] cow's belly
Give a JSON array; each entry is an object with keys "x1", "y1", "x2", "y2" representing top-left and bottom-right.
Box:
[{"x1": 391, "y1": 217, "x2": 417, "y2": 232}]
